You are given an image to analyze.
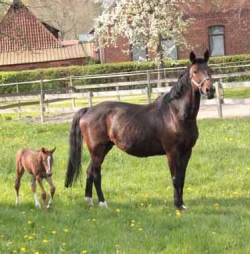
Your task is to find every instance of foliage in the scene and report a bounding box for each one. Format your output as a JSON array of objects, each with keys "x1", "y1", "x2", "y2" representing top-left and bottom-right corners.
[
  {"x1": 1, "y1": 118, "x2": 250, "y2": 253},
  {"x1": 1, "y1": 54, "x2": 250, "y2": 94}
]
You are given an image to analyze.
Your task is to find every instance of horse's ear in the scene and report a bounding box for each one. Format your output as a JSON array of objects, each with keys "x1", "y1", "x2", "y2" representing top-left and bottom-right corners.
[
  {"x1": 41, "y1": 147, "x2": 46, "y2": 154},
  {"x1": 190, "y1": 51, "x2": 196, "y2": 64},
  {"x1": 204, "y1": 49, "x2": 210, "y2": 62},
  {"x1": 51, "y1": 147, "x2": 56, "y2": 154}
]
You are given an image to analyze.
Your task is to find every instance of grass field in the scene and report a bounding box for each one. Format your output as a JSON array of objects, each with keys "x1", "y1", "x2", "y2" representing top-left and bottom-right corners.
[{"x1": 0, "y1": 117, "x2": 250, "y2": 254}]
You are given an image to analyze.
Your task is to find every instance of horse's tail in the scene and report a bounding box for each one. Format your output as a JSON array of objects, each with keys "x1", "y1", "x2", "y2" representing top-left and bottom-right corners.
[{"x1": 65, "y1": 108, "x2": 88, "y2": 188}]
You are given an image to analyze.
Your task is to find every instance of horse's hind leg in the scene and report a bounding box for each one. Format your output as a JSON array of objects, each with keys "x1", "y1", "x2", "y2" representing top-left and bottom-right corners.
[
  {"x1": 85, "y1": 142, "x2": 113, "y2": 207},
  {"x1": 14, "y1": 163, "x2": 24, "y2": 205},
  {"x1": 30, "y1": 176, "x2": 41, "y2": 208}
]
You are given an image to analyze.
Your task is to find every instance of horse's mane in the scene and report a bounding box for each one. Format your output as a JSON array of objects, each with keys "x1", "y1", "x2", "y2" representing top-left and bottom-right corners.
[{"x1": 162, "y1": 65, "x2": 191, "y2": 103}]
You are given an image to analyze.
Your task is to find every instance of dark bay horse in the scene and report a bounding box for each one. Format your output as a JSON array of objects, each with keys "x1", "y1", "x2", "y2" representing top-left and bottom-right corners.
[
  {"x1": 65, "y1": 50, "x2": 215, "y2": 210},
  {"x1": 15, "y1": 147, "x2": 56, "y2": 208}
]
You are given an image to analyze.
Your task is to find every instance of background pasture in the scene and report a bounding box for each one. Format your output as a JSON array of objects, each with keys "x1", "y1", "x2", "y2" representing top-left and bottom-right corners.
[{"x1": 0, "y1": 117, "x2": 250, "y2": 253}]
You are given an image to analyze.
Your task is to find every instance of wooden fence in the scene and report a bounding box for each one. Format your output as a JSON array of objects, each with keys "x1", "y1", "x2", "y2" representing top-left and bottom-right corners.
[{"x1": 0, "y1": 69, "x2": 250, "y2": 123}]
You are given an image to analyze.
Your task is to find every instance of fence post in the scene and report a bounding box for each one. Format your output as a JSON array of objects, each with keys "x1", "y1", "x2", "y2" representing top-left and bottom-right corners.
[
  {"x1": 146, "y1": 70, "x2": 151, "y2": 103},
  {"x1": 69, "y1": 75, "x2": 76, "y2": 108},
  {"x1": 116, "y1": 86, "x2": 120, "y2": 101},
  {"x1": 16, "y1": 83, "x2": 21, "y2": 119},
  {"x1": 40, "y1": 80, "x2": 45, "y2": 123},
  {"x1": 215, "y1": 81, "x2": 223, "y2": 118},
  {"x1": 88, "y1": 91, "x2": 93, "y2": 107}
]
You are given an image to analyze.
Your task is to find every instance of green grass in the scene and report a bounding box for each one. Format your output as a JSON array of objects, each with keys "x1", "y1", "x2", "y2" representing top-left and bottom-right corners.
[
  {"x1": 1, "y1": 118, "x2": 250, "y2": 253},
  {"x1": 224, "y1": 87, "x2": 250, "y2": 99}
]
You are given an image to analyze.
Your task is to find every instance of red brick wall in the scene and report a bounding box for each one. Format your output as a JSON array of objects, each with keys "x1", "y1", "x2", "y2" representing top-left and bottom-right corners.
[
  {"x1": 100, "y1": 0, "x2": 250, "y2": 62},
  {"x1": 101, "y1": 36, "x2": 132, "y2": 63},
  {"x1": 179, "y1": 1, "x2": 250, "y2": 59},
  {"x1": 0, "y1": 58, "x2": 84, "y2": 71}
]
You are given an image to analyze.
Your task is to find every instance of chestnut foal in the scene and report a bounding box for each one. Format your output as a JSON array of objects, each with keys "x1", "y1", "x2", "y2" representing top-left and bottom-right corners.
[{"x1": 15, "y1": 147, "x2": 56, "y2": 209}]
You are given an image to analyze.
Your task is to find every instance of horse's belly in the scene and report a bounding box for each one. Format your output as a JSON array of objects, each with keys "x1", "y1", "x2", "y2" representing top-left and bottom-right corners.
[{"x1": 115, "y1": 139, "x2": 165, "y2": 157}]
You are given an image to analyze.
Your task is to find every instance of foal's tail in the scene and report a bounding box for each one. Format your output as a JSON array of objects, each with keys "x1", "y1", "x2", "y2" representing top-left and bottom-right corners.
[{"x1": 65, "y1": 108, "x2": 88, "y2": 188}]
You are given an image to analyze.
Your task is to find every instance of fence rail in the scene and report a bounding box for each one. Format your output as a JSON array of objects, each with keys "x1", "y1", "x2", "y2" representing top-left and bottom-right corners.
[{"x1": 0, "y1": 68, "x2": 250, "y2": 123}]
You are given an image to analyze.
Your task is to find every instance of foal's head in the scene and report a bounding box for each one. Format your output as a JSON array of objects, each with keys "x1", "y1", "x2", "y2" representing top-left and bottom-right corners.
[
  {"x1": 189, "y1": 50, "x2": 215, "y2": 99},
  {"x1": 40, "y1": 147, "x2": 56, "y2": 177}
]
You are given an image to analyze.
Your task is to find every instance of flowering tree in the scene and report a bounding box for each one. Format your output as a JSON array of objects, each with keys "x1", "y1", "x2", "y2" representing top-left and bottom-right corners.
[{"x1": 94, "y1": 0, "x2": 190, "y2": 66}]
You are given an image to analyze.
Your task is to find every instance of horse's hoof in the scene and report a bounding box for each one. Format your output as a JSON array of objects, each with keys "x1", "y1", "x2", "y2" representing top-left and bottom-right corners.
[
  {"x1": 178, "y1": 205, "x2": 187, "y2": 210},
  {"x1": 46, "y1": 204, "x2": 52, "y2": 209},
  {"x1": 85, "y1": 197, "x2": 93, "y2": 206},
  {"x1": 99, "y1": 201, "x2": 108, "y2": 208},
  {"x1": 35, "y1": 203, "x2": 41, "y2": 208}
]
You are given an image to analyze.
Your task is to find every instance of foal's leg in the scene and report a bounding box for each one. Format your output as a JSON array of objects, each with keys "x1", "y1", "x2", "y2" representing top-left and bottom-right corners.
[
  {"x1": 85, "y1": 142, "x2": 113, "y2": 207},
  {"x1": 45, "y1": 177, "x2": 56, "y2": 209},
  {"x1": 36, "y1": 176, "x2": 47, "y2": 207},
  {"x1": 167, "y1": 149, "x2": 192, "y2": 210},
  {"x1": 30, "y1": 176, "x2": 41, "y2": 208},
  {"x1": 14, "y1": 163, "x2": 24, "y2": 205}
]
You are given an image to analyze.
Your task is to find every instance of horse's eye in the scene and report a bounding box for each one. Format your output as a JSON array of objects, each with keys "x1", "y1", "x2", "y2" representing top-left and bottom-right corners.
[{"x1": 193, "y1": 70, "x2": 197, "y2": 74}]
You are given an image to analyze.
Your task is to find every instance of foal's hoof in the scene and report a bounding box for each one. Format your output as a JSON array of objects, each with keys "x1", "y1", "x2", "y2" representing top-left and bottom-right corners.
[
  {"x1": 99, "y1": 201, "x2": 108, "y2": 208},
  {"x1": 85, "y1": 197, "x2": 93, "y2": 206},
  {"x1": 35, "y1": 203, "x2": 41, "y2": 209},
  {"x1": 46, "y1": 204, "x2": 52, "y2": 209}
]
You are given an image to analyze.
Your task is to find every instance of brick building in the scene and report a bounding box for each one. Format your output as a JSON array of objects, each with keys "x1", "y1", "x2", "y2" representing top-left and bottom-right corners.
[
  {"x1": 97, "y1": 0, "x2": 250, "y2": 63},
  {"x1": 0, "y1": 0, "x2": 97, "y2": 71}
]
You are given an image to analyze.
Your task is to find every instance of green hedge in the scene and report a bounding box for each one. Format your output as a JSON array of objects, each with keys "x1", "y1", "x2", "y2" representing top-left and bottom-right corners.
[{"x1": 1, "y1": 54, "x2": 250, "y2": 94}]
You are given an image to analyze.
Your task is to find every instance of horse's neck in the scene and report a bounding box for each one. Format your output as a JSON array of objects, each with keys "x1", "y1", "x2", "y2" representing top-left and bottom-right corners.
[{"x1": 170, "y1": 77, "x2": 200, "y2": 120}]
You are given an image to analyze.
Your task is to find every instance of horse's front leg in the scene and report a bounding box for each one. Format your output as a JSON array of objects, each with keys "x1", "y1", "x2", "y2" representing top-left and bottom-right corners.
[
  {"x1": 36, "y1": 176, "x2": 47, "y2": 207},
  {"x1": 167, "y1": 149, "x2": 192, "y2": 210},
  {"x1": 45, "y1": 177, "x2": 56, "y2": 209},
  {"x1": 30, "y1": 176, "x2": 41, "y2": 208}
]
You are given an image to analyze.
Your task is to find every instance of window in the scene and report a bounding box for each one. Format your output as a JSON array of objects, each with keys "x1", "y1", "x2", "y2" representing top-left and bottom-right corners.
[
  {"x1": 209, "y1": 26, "x2": 225, "y2": 56},
  {"x1": 162, "y1": 39, "x2": 178, "y2": 60},
  {"x1": 132, "y1": 45, "x2": 147, "y2": 61}
]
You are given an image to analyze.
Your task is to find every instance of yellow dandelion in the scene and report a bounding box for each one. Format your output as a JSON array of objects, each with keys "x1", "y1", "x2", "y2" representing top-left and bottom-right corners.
[
  {"x1": 62, "y1": 243, "x2": 66, "y2": 246},
  {"x1": 22, "y1": 211, "x2": 26, "y2": 214},
  {"x1": 28, "y1": 221, "x2": 32, "y2": 225},
  {"x1": 28, "y1": 236, "x2": 34, "y2": 240},
  {"x1": 63, "y1": 228, "x2": 69, "y2": 233},
  {"x1": 82, "y1": 250, "x2": 87, "y2": 254},
  {"x1": 21, "y1": 247, "x2": 27, "y2": 252},
  {"x1": 214, "y1": 203, "x2": 219, "y2": 209},
  {"x1": 43, "y1": 239, "x2": 49, "y2": 243},
  {"x1": 130, "y1": 223, "x2": 135, "y2": 227},
  {"x1": 92, "y1": 219, "x2": 96, "y2": 222},
  {"x1": 116, "y1": 208, "x2": 121, "y2": 213},
  {"x1": 51, "y1": 230, "x2": 57, "y2": 235},
  {"x1": 34, "y1": 251, "x2": 40, "y2": 254},
  {"x1": 175, "y1": 210, "x2": 182, "y2": 217},
  {"x1": 139, "y1": 228, "x2": 143, "y2": 231}
]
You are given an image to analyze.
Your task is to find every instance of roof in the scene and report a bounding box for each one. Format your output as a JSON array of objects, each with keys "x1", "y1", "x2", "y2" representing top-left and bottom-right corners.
[
  {"x1": 0, "y1": 0, "x2": 61, "y2": 52},
  {"x1": 0, "y1": 43, "x2": 96, "y2": 66}
]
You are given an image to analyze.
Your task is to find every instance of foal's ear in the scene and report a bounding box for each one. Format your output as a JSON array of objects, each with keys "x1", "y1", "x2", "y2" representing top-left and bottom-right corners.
[
  {"x1": 189, "y1": 51, "x2": 196, "y2": 64},
  {"x1": 204, "y1": 49, "x2": 210, "y2": 62},
  {"x1": 51, "y1": 147, "x2": 56, "y2": 154},
  {"x1": 41, "y1": 147, "x2": 47, "y2": 154}
]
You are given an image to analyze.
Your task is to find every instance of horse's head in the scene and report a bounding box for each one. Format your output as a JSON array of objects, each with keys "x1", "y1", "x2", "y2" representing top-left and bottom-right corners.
[
  {"x1": 189, "y1": 50, "x2": 215, "y2": 99},
  {"x1": 40, "y1": 147, "x2": 56, "y2": 177}
]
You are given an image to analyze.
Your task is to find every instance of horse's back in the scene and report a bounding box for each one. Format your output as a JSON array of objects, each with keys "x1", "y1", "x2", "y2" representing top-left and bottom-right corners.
[{"x1": 16, "y1": 148, "x2": 37, "y2": 171}]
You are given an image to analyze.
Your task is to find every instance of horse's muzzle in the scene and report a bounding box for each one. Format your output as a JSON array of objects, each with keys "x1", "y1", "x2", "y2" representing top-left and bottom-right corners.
[
  {"x1": 47, "y1": 173, "x2": 53, "y2": 177},
  {"x1": 206, "y1": 85, "x2": 215, "y2": 99}
]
